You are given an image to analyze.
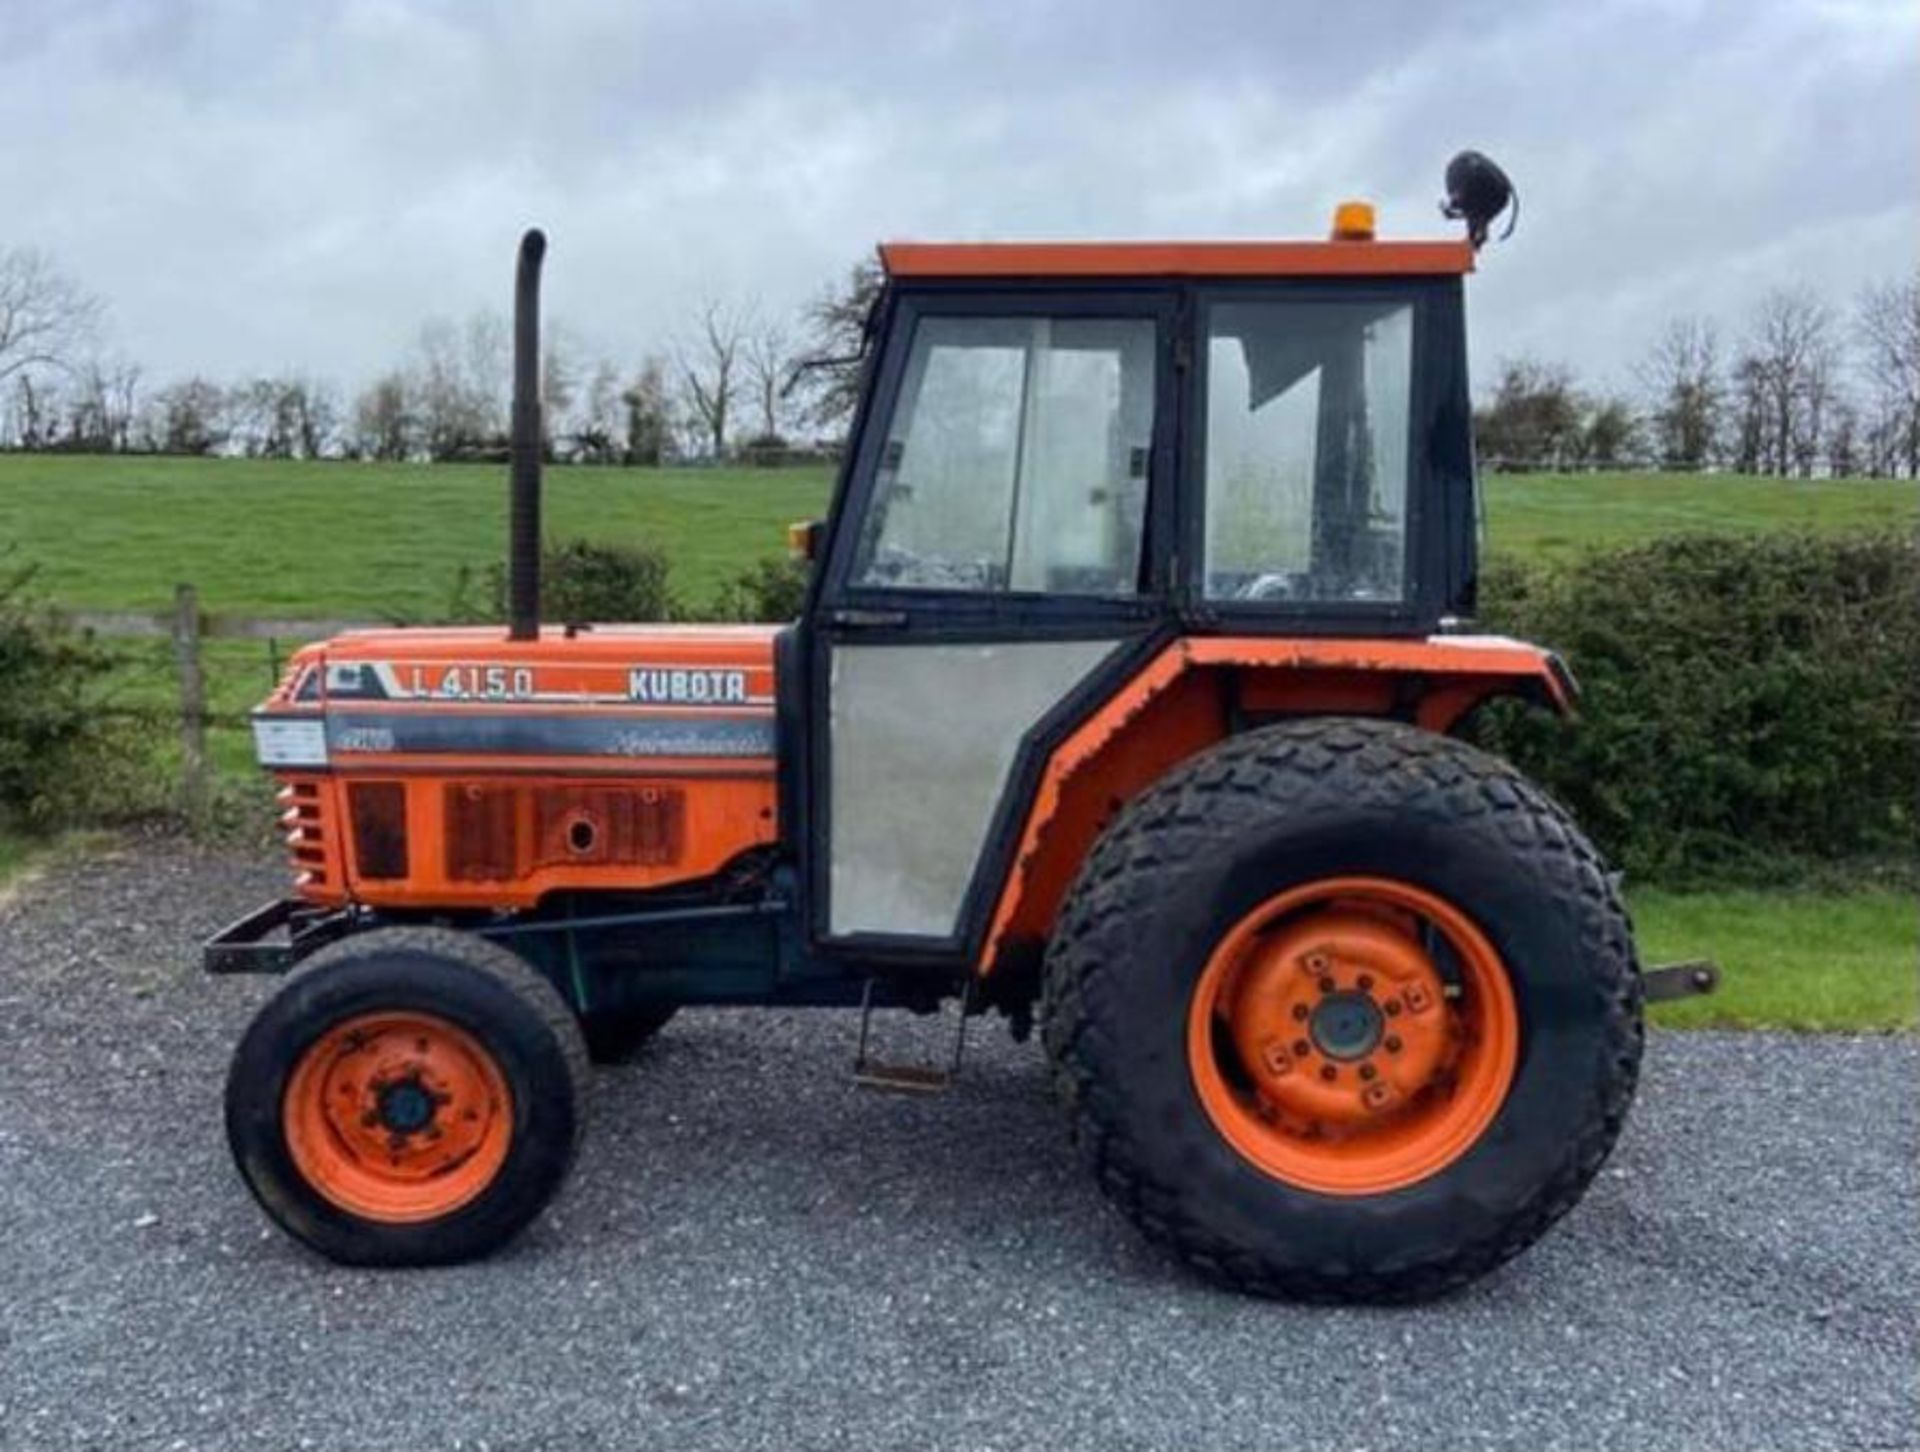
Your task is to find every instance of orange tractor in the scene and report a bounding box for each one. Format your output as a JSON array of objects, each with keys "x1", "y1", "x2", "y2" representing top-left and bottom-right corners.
[{"x1": 213, "y1": 154, "x2": 1709, "y2": 1299}]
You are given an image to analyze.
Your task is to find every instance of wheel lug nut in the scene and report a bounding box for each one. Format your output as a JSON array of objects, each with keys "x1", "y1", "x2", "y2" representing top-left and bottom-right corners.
[
  {"x1": 1357, "y1": 974, "x2": 1374, "y2": 991},
  {"x1": 1385, "y1": 1035, "x2": 1403, "y2": 1053},
  {"x1": 1319, "y1": 1065, "x2": 1337, "y2": 1082},
  {"x1": 1384, "y1": 1000, "x2": 1403, "y2": 1017},
  {"x1": 1291, "y1": 1004, "x2": 1309, "y2": 1022},
  {"x1": 1318, "y1": 977, "x2": 1336, "y2": 995},
  {"x1": 1359, "y1": 1063, "x2": 1377, "y2": 1081},
  {"x1": 1293, "y1": 1039, "x2": 1311, "y2": 1057}
]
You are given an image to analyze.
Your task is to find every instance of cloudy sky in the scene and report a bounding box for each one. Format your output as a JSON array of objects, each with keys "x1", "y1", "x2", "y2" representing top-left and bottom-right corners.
[{"x1": 3, "y1": 0, "x2": 1914, "y2": 397}]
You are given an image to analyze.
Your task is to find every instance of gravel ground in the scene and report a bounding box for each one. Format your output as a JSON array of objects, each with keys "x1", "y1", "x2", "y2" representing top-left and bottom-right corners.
[{"x1": 0, "y1": 845, "x2": 1914, "y2": 1452}]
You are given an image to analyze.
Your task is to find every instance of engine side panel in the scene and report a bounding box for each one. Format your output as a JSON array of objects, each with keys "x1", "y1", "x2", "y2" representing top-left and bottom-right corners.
[{"x1": 261, "y1": 625, "x2": 781, "y2": 910}]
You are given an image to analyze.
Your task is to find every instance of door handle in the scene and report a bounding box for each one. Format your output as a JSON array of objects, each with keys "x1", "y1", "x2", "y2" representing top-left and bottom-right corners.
[{"x1": 828, "y1": 608, "x2": 909, "y2": 630}]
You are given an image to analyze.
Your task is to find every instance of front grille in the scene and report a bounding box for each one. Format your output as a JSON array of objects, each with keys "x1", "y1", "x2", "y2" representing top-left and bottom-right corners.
[
  {"x1": 279, "y1": 778, "x2": 334, "y2": 894},
  {"x1": 347, "y1": 781, "x2": 409, "y2": 880}
]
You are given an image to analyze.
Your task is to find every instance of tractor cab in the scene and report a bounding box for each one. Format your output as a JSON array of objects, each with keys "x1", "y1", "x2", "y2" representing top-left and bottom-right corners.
[
  {"x1": 791, "y1": 218, "x2": 1486, "y2": 952},
  {"x1": 827, "y1": 226, "x2": 1478, "y2": 632}
]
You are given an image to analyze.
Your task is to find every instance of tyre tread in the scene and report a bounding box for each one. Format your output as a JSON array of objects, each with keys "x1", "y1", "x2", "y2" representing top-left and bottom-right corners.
[{"x1": 1040, "y1": 716, "x2": 1643, "y2": 1303}]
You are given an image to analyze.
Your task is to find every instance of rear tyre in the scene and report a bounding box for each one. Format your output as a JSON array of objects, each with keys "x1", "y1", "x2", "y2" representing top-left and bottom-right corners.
[
  {"x1": 580, "y1": 1003, "x2": 679, "y2": 1065},
  {"x1": 1041, "y1": 717, "x2": 1642, "y2": 1302},
  {"x1": 226, "y1": 926, "x2": 589, "y2": 1267}
]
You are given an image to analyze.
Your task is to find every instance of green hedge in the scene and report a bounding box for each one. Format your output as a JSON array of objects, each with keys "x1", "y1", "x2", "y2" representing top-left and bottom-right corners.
[
  {"x1": 0, "y1": 562, "x2": 108, "y2": 825},
  {"x1": 1473, "y1": 533, "x2": 1918, "y2": 885},
  {"x1": 445, "y1": 541, "x2": 809, "y2": 626}
]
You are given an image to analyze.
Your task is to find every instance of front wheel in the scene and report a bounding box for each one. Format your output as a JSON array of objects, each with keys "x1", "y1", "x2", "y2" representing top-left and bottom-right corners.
[
  {"x1": 1042, "y1": 717, "x2": 1643, "y2": 1302},
  {"x1": 225, "y1": 926, "x2": 589, "y2": 1267}
]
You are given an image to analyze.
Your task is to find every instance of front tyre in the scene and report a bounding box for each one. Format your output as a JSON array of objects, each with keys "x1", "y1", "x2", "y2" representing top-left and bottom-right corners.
[
  {"x1": 225, "y1": 926, "x2": 589, "y2": 1267},
  {"x1": 1041, "y1": 718, "x2": 1643, "y2": 1302}
]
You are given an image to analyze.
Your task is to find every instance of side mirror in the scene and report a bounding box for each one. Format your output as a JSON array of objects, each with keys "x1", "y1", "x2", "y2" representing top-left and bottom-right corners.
[{"x1": 787, "y1": 519, "x2": 824, "y2": 563}]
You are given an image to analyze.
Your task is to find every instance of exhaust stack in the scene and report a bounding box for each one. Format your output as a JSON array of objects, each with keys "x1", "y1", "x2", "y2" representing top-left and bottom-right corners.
[{"x1": 508, "y1": 228, "x2": 546, "y2": 642}]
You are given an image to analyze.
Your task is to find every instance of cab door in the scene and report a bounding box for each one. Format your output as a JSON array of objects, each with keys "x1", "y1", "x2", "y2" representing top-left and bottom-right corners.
[{"x1": 802, "y1": 288, "x2": 1179, "y2": 961}]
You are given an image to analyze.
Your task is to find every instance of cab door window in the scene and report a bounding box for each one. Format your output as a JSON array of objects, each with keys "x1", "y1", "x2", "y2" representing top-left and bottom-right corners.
[{"x1": 852, "y1": 316, "x2": 1156, "y2": 596}]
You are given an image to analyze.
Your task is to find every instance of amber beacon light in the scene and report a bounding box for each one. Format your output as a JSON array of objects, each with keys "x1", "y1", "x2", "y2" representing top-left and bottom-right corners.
[{"x1": 1331, "y1": 200, "x2": 1377, "y2": 240}]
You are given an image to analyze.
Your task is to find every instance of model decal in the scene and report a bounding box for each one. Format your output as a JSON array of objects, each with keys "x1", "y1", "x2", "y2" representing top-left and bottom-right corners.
[
  {"x1": 325, "y1": 711, "x2": 775, "y2": 759},
  {"x1": 321, "y1": 661, "x2": 770, "y2": 706},
  {"x1": 409, "y1": 665, "x2": 538, "y2": 700}
]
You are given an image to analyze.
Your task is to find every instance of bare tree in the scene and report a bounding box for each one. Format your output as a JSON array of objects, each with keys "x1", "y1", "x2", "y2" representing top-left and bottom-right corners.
[
  {"x1": 1790, "y1": 335, "x2": 1839, "y2": 479},
  {"x1": 1473, "y1": 358, "x2": 1584, "y2": 469},
  {"x1": 230, "y1": 378, "x2": 299, "y2": 458},
  {"x1": 351, "y1": 371, "x2": 415, "y2": 461},
  {"x1": 621, "y1": 357, "x2": 675, "y2": 467},
  {"x1": 413, "y1": 319, "x2": 465, "y2": 459},
  {"x1": 1856, "y1": 273, "x2": 1920, "y2": 478},
  {"x1": 289, "y1": 375, "x2": 338, "y2": 459},
  {"x1": 1727, "y1": 354, "x2": 1766, "y2": 475},
  {"x1": 5, "y1": 373, "x2": 54, "y2": 449},
  {"x1": 574, "y1": 358, "x2": 624, "y2": 464},
  {"x1": 797, "y1": 257, "x2": 883, "y2": 434},
  {"x1": 1578, "y1": 396, "x2": 1641, "y2": 470},
  {"x1": 64, "y1": 357, "x2": 142, "y2": 452},
  {"x1": 1824, "y1": 399, "x2": 1861, "y2": 479},
  {"x1": 1737, "y1": 288, "x2": 1838, "y2": 477},
  {"x1": 148, "y1": 377, "x2": 228, "y2": 456},
  {"x1": 414, "y1": 312, "x2": 509, "y2": 460},
  {"x1": 541, "y1": 323, "x2": 580, "y2": 458},
  {"x1": 1638, "y1": 317, "x2": 1721, "y2": 469},
  {"x1": 740, "y1": 315, "x2": 793, "y2": 450},
  {"x1": 676, "y1": 300, "x2": 746, "y2": 461},
  {"x1": 464, "y1": 311, "x2": 509, "y2": 444},
  {"x1": 0, "y1": 247, "x2": 101, "y2": 386}
]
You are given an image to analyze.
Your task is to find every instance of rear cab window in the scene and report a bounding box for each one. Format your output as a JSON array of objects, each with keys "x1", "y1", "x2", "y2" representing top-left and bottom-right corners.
[{"x1": 1201, "y1": 298, "x2": 1416, "y2": 606}]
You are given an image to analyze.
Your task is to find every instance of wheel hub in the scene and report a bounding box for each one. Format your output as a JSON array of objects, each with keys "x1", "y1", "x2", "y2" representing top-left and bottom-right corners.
[
  {"x1": 1188, "y1": 877, "x2": 1523, "y2": 1198},
  {"x1": 1221, "y1": 908, "x2": 1453, "y2": 1132},
  {"x1": 376, "y1": 1078, "x2": 436, "y2": 1135},
  {"x1": 282, "y1": 1011, "x2": 514, "y2": 1224},
  {"x1": 1309, "y1": 991, "x2": 1383, "y2": 1061}
]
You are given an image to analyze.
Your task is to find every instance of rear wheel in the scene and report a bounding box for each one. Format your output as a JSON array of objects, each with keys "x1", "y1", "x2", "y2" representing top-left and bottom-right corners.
[
  {"x1": 226, "y1": 926, "x2": 588, "y2": 1266},
  {"x1": 1042, "y1": 717, "x2": 1642, "y2": 1302}
]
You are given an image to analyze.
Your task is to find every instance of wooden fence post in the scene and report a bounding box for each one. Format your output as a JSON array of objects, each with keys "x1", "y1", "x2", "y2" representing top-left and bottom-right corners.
[{"x1": 171, "y1": 583, "x2": 207, "y2": 820}]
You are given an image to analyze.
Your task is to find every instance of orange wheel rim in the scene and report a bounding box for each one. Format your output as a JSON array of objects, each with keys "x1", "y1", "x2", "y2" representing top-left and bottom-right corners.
[
  {"x1": 1186, "y1": 876, "x2": 1519, "y2": 1196},
  {"x1": 283, "y1": 1011, "x2": 513, "y2": 1223}
]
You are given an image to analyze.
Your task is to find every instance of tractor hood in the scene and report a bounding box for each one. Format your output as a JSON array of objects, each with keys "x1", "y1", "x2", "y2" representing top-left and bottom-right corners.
[{"x1": 255, "y1": 623, "x2": 780, "y2": 771}]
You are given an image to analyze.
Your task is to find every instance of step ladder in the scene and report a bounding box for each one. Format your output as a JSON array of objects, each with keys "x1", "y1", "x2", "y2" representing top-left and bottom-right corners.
[{"x1": 852, "y1": 978, "x2": 971, "y2": 1094}]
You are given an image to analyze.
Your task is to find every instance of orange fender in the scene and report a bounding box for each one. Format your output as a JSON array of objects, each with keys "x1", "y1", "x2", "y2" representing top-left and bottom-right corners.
[{"x1": 979, "y1": 634, "x2": 1572, "y2": 973}]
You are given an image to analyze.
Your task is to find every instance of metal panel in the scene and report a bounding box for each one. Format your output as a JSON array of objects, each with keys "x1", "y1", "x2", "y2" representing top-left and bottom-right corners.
[{"x1": 828, "y1": 639, "x2": 1118, "y2": 938}]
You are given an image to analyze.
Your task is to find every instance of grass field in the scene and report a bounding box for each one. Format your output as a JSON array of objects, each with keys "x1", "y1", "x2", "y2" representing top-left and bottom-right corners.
[
  {"x1": 0, "y1": 454, "x2": 1913, "y2": 619},
  {"x1": 1634, "y1": 888, "x2": 1914, "y2": 1031},
  {"x1": 0, "y1": 455, "x2": 828, "y2": 618}
]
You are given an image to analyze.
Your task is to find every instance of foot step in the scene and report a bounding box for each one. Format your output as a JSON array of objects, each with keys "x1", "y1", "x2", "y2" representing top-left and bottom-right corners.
[{"x1": 852, "y1": 978, "x2": 970, "y2": 1094}]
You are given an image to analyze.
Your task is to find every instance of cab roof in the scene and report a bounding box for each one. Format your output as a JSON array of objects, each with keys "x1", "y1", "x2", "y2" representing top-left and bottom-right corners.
[{"x1": 877, "y1": 239, "x2": 1475, "y2": 280}]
